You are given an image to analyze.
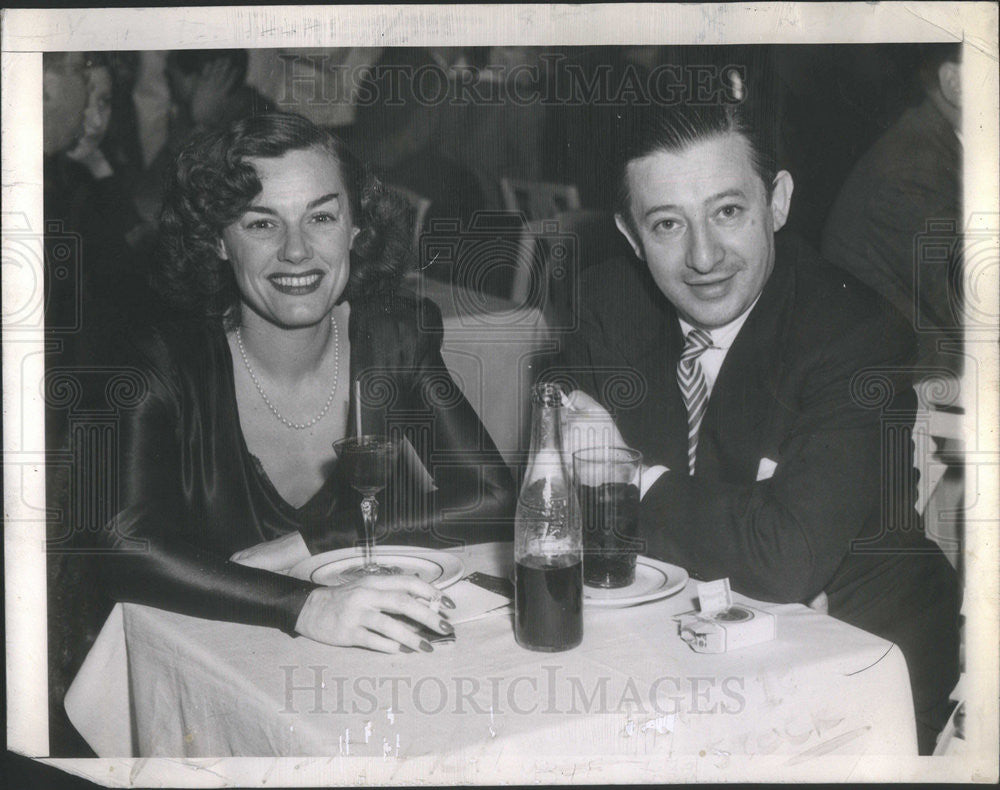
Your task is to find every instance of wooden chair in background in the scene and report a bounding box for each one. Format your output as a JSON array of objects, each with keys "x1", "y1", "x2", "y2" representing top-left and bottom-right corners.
[
  {"x1": 911, "y1": 373, "x2": 967, "y2": 758},
  {"x1": 499, "y1": 179, "x2": 581, "y2": 311},
  {"x1": 508, "y1": 209, "x2": 633, "y2": 326},
  {"x1": 500, "y1": 177, "x2": 581, "y2": 221},
  {"x1": 913, "y1": 375, "x2": 965, "y2": 570},
  {"x1": 472, "y1": 168, "x2": 505, "y2": 212}
]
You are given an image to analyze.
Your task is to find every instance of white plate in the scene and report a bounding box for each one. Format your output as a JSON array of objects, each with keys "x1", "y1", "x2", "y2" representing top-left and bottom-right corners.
[
  {"x1": 584, "y1": 556, "x2": 688, "y2": 608},
  {"x1": 289, "y1": 546, "x2": 464, "y2": 589}
]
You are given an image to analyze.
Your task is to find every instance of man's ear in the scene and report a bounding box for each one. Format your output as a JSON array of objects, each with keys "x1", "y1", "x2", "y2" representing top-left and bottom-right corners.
[
  {"x1": 769, "y1": 170, "x2": 794, "y2": 233},
  {"x1": 938, "y1": 61, "x2": 961, "y2": 109},
  {"x1": 216, "y1": 238, "x2": 229, "y2": 261},
  {"x1": 614, "y1": 213, "x2": 644, "y2": 261},
  {"x1": 350, "y1": 225, "x2": 360, "y2": 249}
]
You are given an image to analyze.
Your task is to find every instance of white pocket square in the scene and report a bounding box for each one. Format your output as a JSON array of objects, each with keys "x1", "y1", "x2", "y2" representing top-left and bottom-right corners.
[{"x1": 756, "y1": 457, "x2": 778, "y2": 481}]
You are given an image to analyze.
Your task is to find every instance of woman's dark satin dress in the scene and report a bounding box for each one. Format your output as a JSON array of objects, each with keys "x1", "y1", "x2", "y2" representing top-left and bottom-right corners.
[{"x1": 96, "y1": 293, "x2": 516, "y2": 634}]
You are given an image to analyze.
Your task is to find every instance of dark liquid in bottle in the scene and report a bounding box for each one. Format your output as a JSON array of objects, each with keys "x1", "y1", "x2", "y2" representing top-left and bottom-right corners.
[
  {"x1": 515, "y1": 553, "x2": 583, "y2": 652},
  {"x1": 578, "y1": 482, "x2": 640, "y2": 588}
]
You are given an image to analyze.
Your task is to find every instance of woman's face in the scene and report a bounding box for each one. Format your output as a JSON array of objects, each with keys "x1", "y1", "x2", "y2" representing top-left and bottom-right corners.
[
  {"x1": 219, "y1": 147, "x2": 360, "y2": 329},
  {"x1": 81, "y1": 66, "x2": 112, "y2": 147}
]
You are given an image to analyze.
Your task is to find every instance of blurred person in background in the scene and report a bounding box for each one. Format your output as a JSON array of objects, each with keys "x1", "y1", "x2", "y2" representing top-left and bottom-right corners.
[
  {"x1": 43, "y1": 52, "x2": 89, "y2": 159},
  {"x1": 42, "y1": 50, "x2": 116, "y2": 758},
  {"x1": 245, "y1": 47, "x2": 382, "y2": 131},
  {"x1": 135, "y1": 49, "x2": 273, "y2": 222},
  {"x1": 350, "y1": 47, "x2": 486, "y2": 235},
  {"x1": 822, "y1": 43, "x2": 963, "y2": 379},
  {"x1": 165, "y1": 48, "x2": 272, "y2": 138},
  {"x1": 43, "y1": 51, "x2": 90, "y2": 330},
  {"x1": 44, "y1": 52, "x2": 153, "y2": 336},
  {"x1": 66, "y1": 53, "x2": 157, "y2": 261}
]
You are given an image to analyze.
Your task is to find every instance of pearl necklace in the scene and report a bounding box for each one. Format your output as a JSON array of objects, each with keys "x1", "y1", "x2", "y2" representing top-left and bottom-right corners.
[{"x1": 235, "y1": 315, "x2": 340, "y2": 431}]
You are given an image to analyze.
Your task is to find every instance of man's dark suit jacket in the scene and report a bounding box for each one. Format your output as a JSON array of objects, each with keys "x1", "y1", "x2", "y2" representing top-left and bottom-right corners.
[
  {"x1": 822, "y1": 98, "x2": 962, "y2": 375},
  {"x1": 557, "y1": 233, "x2": 959, "y2": 753}
]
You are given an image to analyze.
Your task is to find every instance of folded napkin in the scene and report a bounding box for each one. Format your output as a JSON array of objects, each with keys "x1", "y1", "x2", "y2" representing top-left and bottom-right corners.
[{"x1": 447, "y1": 578, "x2": 513, "y2": 625}]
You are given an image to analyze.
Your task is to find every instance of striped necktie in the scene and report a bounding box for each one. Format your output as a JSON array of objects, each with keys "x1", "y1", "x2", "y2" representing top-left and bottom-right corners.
[{"x1": 677, "y1": 328, "x2": 713, "y2": 474}]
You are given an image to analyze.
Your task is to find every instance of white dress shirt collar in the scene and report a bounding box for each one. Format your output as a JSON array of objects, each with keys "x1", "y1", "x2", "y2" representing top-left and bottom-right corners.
[{"x1": 678, "y1": 293, "x2": 761, "y2": 350}]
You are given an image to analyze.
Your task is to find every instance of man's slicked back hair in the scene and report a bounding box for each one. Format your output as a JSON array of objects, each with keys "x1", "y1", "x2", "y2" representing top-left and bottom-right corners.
[{"x1": 614, "y1": 81, "x2": 780, "y2": 228}]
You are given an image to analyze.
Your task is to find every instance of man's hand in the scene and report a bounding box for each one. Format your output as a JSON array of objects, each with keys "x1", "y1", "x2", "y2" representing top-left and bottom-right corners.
[
  {"x1": 563, "y1": 390, "x2": 663, "y2": 490},
  {"x1": 562, "y1": 390, "x2": 629, "y2": 460},
  {"x1": 295, "y1": 576, "x2": 455, "y2": 653},
  {"x1": 230, "y1": 531, "x2": 310, "y2": 573},
  {"x1": 190, "y1": 59, "x2": 241, "y2": 128}
]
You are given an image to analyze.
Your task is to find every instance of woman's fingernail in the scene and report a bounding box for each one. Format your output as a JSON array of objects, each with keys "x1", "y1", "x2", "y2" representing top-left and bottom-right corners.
[
  {"x1": 419, "y1": 640, "x2": 433, "y2": 653},
  {"x1": 439, "y1": 620, "x2": 454, "y2": 634},
  {"x1": 399, "y1": 644, "x2": 415, "y2": 654},
  {"x1": 442, "y1": 596, "x2": 456, "y2": 609}
]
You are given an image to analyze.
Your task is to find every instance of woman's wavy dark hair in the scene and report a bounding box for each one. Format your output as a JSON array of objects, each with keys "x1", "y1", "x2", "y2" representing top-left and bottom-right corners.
[{"x1": 156, "y1": 112, "x2": 413, "y2": 326}]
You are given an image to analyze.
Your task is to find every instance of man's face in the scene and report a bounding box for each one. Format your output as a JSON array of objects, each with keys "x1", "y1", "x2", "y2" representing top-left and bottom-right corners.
[
  {"x1": 43, "y1": 53, "x2": 88, "y2": 156},
  {"x1": 616, "y1": 132, "x2": 793, "y2": 330}
]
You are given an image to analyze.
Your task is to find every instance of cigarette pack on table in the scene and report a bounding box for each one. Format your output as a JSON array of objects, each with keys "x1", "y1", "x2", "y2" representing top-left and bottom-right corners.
[
  {"x1": 677, "y1": 605, "x2": 776, "y2": 653},
  {"x1": 675, "y1": 579, "x2": 776, "y2": 653}
]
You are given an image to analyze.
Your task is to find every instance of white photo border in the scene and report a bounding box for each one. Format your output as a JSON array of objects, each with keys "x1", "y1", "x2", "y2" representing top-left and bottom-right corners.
[{"x1": 3, "y1": 2, "x2": 997, "y2": 784}]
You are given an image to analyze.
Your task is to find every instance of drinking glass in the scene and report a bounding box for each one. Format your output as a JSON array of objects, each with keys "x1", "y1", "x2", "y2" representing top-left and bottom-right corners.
[
  {"x1": 333, "y1": 435, "x2": 401, "y2": 578},
  {"x1": 572, "y1": 447, "x2": 642, "y2": 588}
]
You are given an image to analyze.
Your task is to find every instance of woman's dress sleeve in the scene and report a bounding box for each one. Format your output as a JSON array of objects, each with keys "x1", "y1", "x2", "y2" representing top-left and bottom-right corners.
[{"x1": 94, "y1": 328, "x2": 316, "y2": 634}]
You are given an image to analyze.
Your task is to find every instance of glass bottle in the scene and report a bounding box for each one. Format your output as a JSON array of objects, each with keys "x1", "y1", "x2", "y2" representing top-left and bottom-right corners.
[{"x1": 514, "y1": 382, "x2": 583, "y2": 651}]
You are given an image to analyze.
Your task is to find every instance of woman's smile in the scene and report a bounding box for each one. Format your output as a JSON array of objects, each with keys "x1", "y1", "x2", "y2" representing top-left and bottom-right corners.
[{"x1": 268, "y1": 270, "x2": 325, "y2": 294}]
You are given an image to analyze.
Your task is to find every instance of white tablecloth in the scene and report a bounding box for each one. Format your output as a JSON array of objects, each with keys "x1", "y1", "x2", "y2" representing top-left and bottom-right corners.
[{"x1": 66, "y1": 542, "x2": 917, "y2": 777}]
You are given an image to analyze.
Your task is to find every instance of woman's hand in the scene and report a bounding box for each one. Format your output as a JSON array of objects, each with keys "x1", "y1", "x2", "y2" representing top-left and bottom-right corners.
[
  {"x1": 66, "y1": 142, "x2": 113, "y2": 180},
  {"x1": 230, "y1": 531, "x2": 311, "y2": 573},
  {"x1": 294, "y1": 575, "x2": 455, "y2": 653}
]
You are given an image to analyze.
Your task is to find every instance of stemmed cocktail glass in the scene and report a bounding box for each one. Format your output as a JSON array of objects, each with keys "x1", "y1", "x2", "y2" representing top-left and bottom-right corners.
[{"x1": 333, "y1": 435, "x2": 401, "y2": 578}]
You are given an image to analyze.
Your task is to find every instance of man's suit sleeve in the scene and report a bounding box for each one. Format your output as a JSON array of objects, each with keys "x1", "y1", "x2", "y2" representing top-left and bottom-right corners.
[
  {"x1": 555, "y1": 268, "x2": 636, "y2": 404},
  {"x1": 638, "y1": 303, "x2": 917, "y2": 604}
]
